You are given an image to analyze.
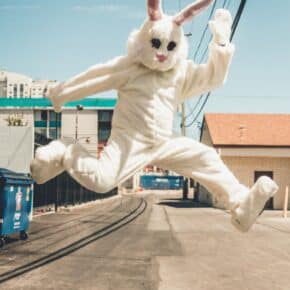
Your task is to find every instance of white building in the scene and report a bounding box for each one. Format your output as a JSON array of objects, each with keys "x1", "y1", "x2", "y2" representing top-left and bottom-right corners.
[
  {"x1": 0, "y1": 70, "x2": 56, "y2": 98},
  {"x1": 199, "y1": 113, "x2": 290, "y2": 210},
  {"x1": 31, "y1": 79, "x2": 57, "y2": 98},
  {"x1": 0, "y1": 97, "x2": 115, "y2": 157}
]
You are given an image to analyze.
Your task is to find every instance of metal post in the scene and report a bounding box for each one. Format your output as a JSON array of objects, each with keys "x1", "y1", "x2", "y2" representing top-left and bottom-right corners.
[
  {"x1": 75, "y1": 105, "x2": 83, "y2": 142},
  {"x1": 181, "y1": 103, "x2": 189, "y2": 200},
  {"x1": 54, "y1": 176, "x2": 59, "y2": 212},
  {"x1": 283, "y1": 186, "x2": 289, "y2": 218},
  {"x1": 182, "y1": 177, "x2": 188, "y2": 200},
  {"x1": 54, "y1": 112, "x2": 59, "y2": 212}
]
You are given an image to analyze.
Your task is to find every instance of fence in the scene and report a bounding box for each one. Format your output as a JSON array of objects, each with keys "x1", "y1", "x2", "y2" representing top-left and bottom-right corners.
[{"x1": 33, "y1": 171, "x2": 118, "y2": 211}]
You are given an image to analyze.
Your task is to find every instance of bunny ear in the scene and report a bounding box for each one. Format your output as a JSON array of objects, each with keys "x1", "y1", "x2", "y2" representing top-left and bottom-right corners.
[
  {"x1": 173, "y1": 0, "x2": 213, "y2": 26},
  {"x1": 147, "y1": 0, "x2": 163, "y2": 21}
]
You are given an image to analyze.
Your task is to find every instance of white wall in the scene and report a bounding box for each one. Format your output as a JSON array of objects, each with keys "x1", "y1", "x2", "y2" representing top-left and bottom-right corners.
[
  {"x1": 0, "y1": 109, "x2": 34, "y2": 127},
  {"x1": 61, "y1": 109, "x2": 99, "y2": 154},
  {"x1": 0, "y1": 127, "x2": 34, "y2": 173}
]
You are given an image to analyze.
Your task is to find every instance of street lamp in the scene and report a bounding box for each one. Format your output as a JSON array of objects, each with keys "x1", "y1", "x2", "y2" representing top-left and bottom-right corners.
[{"x1": 75, "y1": 104, "x2": 83, "y2": 142}]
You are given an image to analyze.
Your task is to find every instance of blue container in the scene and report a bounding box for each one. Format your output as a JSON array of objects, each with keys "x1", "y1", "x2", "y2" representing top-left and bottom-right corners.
[
  {"x1": 0, "y1": 168, "x2": 34, "y2": 247},
  {"x1": 140, "y1": 175, "x2": 183, "y2": 190}
]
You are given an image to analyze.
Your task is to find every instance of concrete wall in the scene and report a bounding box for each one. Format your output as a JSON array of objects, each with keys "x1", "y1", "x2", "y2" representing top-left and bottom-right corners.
[
  {"x1": 199, "y1": 120, "x2": 290, "y2": 210},
  {"x1": 224, "y1": 156, "x2": 290, "y2": 210},
  {"x1": 0, "y1": 127, "x2": 34, "y2": 173},
  {"x1": 61, "y1": 109, "x2": 99, "y2": 154},
  {"x1": 198, "y1": 155, "x2": 290, "y2": 210},
  {"x1": 0, "y1": 109, "x2": 33, "y2": 127}
]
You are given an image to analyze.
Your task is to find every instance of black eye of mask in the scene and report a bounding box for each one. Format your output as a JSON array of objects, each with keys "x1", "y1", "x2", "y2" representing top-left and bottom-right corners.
[
  {"x1": 151, "y1": 38, "x2": 161, "y2": 49},
  {"x1": 167, "y1": 41, "x2": 177, "y2": 51}
]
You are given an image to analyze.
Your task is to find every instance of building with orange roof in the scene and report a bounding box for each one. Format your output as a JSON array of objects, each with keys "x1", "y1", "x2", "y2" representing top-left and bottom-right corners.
[{"x1": 199, "y1": 113, "x2": 290, "y2": 209}]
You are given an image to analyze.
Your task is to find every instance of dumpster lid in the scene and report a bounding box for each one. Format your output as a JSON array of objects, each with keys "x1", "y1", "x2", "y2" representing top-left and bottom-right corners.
[{"x1": 0, "y1": 168, "x2": 33, "y2": 184}]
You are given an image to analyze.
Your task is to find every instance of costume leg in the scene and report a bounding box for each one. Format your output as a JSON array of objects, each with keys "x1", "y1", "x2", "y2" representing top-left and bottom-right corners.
[
  {"x1": 30, "y1": 139, "x2": 71, "y2": 184},
  {"x1": 152, "y1": 137, "x2": 247, "y2": 203},
  {"x1": 62, "y1": 132, "x2": 151, "y2": 193},
  {"x1": 151, "y1": 137, "x2": 278, "y2": 232}
]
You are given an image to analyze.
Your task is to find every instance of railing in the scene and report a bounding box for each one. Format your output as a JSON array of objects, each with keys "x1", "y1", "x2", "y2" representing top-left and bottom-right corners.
[{"x1": 33, "y1": 171, "x2": 118, "y2": 212}]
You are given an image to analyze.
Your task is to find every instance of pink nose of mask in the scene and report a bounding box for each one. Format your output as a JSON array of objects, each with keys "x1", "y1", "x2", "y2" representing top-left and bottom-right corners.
[{"x1": 156, "y1": 54, "x2": 167, "y2": 63}]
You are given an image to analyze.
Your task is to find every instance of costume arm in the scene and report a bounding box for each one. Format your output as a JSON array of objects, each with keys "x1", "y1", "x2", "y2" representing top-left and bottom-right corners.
[
  {"x1": 61, "y1": 55, "x2": 130, "y2": 88},
  {"x1": 45, "y1": 56, "x2": 130, "y2": 98},
  {"x1": 181, "y1": 9, "x2": 235, "y2": 100},
  {"x1": 47, "y1": 69, "x2": 130, "y2": 112}
]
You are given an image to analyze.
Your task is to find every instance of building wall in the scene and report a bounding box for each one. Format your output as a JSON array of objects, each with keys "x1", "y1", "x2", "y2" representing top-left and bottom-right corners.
[
  {"x1": 200, "y1": 122, "x2": 213, "y2": 147},
  {"x1": 0, "y1": 127, "x2": 34, "y2": 173},
  {"x1": 4, "y1": 71, "x2": 32, "y2": 98},
  {"x1": 61, "y1": 109, "x2": 99, "y2": 154},
  {"x1": 199, "y1": 120, "x2": 290, "y2": 210},
  {"x1": 223, "y1": 156, "x2": 290, "y2": 209},
  {"x1": 31, "y1": 80, "x2": 57, "y2": 98},
  {"x1": 0, "y1": 70, "x2": 56, "y2": 98},
  {"x1": 0, "y1": 109, "x2": 34, "y2": 127}
]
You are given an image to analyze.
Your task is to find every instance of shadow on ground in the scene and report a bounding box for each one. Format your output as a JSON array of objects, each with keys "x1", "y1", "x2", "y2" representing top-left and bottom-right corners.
[{"x1": 158, "y1": 199, "x2": 210, "y2": 208}]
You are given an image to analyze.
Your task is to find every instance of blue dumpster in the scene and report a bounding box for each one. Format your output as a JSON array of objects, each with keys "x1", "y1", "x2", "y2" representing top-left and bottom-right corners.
[
  {"x1": 140, "y1": 175, "x2": 183, "y2": 190},
  {"x1": 0, "y1": 168, "x2": 34, "y2": 247}
]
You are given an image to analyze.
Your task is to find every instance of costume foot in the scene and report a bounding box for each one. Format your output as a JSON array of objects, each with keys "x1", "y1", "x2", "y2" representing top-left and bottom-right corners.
[
  {"x1": 231, "y1": 176, "x2": 278, "y2": 232},
  {"x1": 30, "y1": 140, "x2": 67, "y2": 184}
]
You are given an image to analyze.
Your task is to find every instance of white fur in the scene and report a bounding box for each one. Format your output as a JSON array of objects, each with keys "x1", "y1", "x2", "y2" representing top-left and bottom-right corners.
[
  {"x1": 31, "y1": 5, "x2": 278, "y2": 232},
  {"x1": 231, "y1": 176, "x2": 279, "y2": 232},
  {"x1": 30, "y1": 140, "x2": 68, "y2": 184},
  {"x1": 128, "y1": 16, "x2": 188, "y2": 71}
]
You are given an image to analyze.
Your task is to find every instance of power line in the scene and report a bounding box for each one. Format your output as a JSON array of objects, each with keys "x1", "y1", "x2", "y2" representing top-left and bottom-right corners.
[
  {"x1": 184, "y1": 0, "x2": 248, "y2": 129},
  {"x1": 197, "y1": 0, "x2": 229, "y2": 64},
  {"x1": 184, "y1": 94, "x2": 204, "y2": 120},
  {"x1": 193, "y1": 0, "x2": 218, "y2": 62},
  {"x1": 184, "y1": 92, "x2": 210, "y2": 127},
  {"x1": 184, "y1": 0, "x2": 225, "y2": 124},
  {"x1": 183, "y1": 0, "x2": 219, "y2": 123}
]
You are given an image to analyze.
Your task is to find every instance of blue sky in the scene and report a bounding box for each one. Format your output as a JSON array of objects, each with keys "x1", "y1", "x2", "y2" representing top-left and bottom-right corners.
[{"x1": 1, "y1": 0, "x2": 289, "y2": 137}]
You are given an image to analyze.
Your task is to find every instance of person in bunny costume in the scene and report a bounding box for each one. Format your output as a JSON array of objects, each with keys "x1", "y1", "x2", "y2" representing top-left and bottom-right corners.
[{"x1": 30, "y1": 0, "x2": 278, "y2": 232}]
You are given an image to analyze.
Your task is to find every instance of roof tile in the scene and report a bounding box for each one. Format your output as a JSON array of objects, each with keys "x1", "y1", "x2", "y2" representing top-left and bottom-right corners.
[{"x1": 204, "y1": 113, "x2": 290, "y2": 147}]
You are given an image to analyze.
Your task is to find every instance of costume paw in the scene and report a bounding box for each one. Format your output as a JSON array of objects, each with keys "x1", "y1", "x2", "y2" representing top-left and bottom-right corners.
[
  {"x1": 45, "y1": 83, "x2": 64, "y2": 113},
  {"x1": 209, "y1": 9, "x2": 232, "y2": 46},
  {"x1": 30, "y1": 140, "x2": 67, "y2": 184},
  {"x1": 231, "y1": 176, "x2": 279, "y2": 232}
]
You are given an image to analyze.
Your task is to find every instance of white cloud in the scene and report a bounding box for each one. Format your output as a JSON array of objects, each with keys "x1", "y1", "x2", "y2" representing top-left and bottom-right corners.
[
  {"x1": 0, "y1": 5, "x2": 40, "y2": 10},
  {"x1": 73, "y1": 4, "x2": 123, "y2": 12},
  {"x1": 73, "y1": 4, "x2": 145, "y2": 19}
]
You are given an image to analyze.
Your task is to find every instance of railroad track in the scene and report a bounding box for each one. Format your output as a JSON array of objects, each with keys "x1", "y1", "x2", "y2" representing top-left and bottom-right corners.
[{"x1": 0, "y1": 196, "x2": 147, "y2": 284}]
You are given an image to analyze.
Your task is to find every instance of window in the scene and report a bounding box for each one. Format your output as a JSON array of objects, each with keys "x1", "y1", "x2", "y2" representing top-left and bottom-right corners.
[
  {"x1": 49, "y1": 111, "x2": 57, "y2": 121},
  {"x1": 34, "y1": 110, "x2": 61, "y2": 145},
  {"x1": 13, "y1": 84, "x2": 17, "y2": 97},
  {"x1": 98, "y1": 110, "x2": 113, "y2": 144},
  {"x1": 34, "y1": 110, "x2": 47, "y2": 121},
  {"x1": 20, "y1": 84, "x2": 24, "y2": 97}
]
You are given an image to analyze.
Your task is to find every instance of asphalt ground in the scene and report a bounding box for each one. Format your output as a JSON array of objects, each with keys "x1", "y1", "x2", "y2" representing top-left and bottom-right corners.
[{"x1": 0, "y1": 192, "x2": 290, "y2": 290}]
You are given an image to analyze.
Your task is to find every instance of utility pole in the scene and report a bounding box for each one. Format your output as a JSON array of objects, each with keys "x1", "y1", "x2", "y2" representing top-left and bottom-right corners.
[
  {"x1": 55, "y1": 112, "x2": 60, "y2": 212},
  {"x1": 75, "y1": 104, "x2": 84, "y2": 142},
  {"x1": 181, "y1": 103, "x2": 189, "y2": 200}
]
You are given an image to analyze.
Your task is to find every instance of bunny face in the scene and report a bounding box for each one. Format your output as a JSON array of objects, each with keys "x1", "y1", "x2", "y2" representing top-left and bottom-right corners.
[
  {"x1": 128, "y1": 16, "x2": 188, "y2": 72},
  {"x1": 127, "y1": 0, "x2": 213, "y2": 72}
]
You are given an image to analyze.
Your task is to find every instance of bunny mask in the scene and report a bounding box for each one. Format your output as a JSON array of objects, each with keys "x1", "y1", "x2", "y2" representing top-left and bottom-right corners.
[
  {"x1": 128, "y1": 0, "x2": 213, "y2": 71},
  {"x1": 30, "y1": 0, "x2": 278, "y2": 233}
]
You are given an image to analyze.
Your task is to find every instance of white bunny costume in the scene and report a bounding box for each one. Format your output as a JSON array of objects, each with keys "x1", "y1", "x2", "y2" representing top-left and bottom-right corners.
[{"x1": 31, "y1": 0, "x2": 278, "y2": 232}]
